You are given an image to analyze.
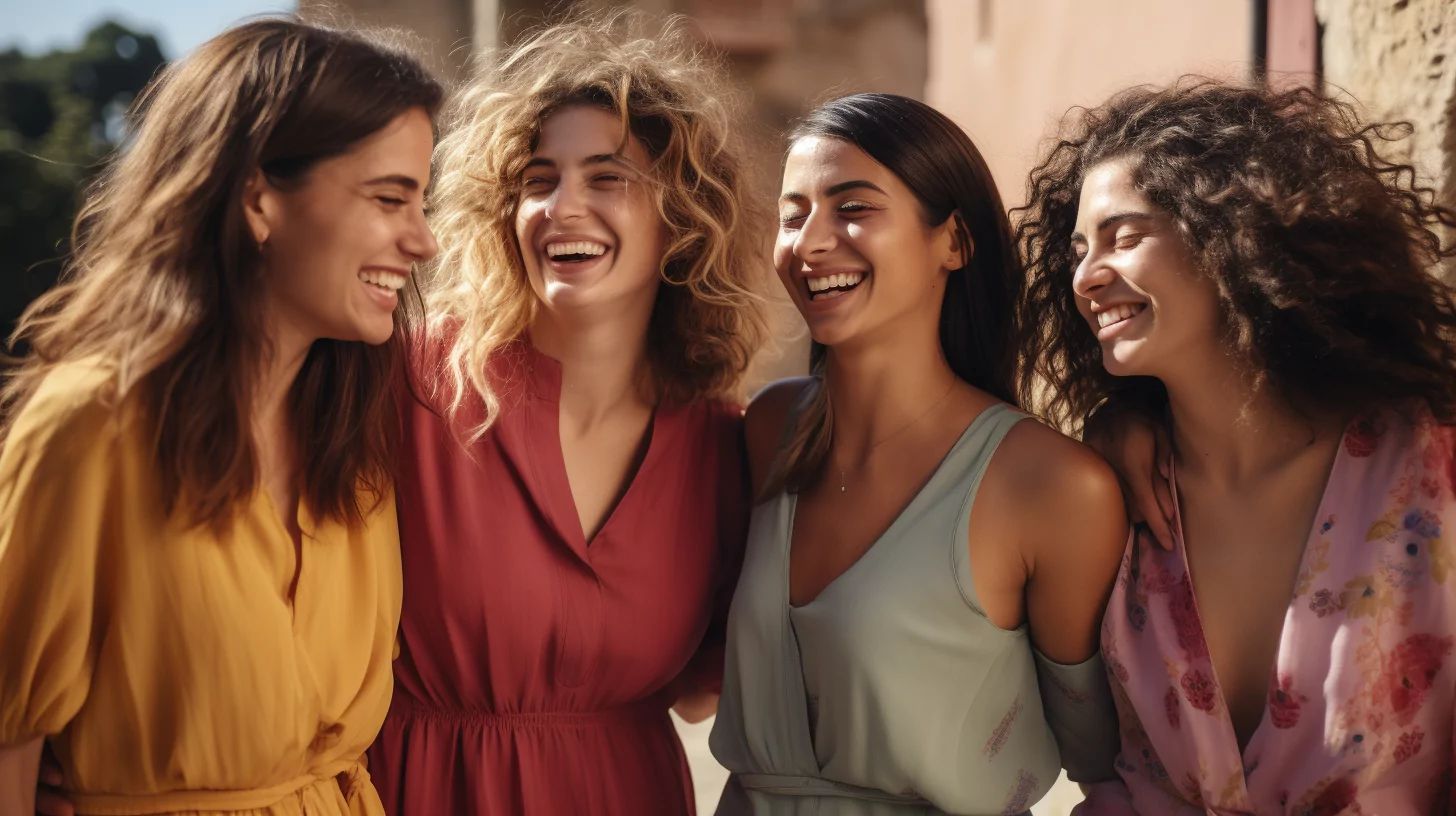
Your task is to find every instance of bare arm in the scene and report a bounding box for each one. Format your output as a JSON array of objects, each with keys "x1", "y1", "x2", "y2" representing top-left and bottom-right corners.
[
  {"x1": 1020, "y1": 433, "x2": 1128, "y2": 665},
  {"x1": 0, "y1": 739, "x2": 42, "y2": 816}
]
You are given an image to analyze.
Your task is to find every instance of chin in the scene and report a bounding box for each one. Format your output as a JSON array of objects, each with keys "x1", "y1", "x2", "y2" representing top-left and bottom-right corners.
[
  {"x1": 352, "y1": 320, "x2": 397, "y2": 346},
  {"x1": 1100, "y1": 347, "x2": 1148, "y2": 378},
  {"x1": 804, "y1": 320, "x2": 850, "y2": 349}
]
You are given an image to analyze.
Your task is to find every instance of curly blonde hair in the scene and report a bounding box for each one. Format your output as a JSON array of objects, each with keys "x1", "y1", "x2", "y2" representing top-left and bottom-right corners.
[{"x1": 424, "y1": 10, "x2": 769, "y2": 439}]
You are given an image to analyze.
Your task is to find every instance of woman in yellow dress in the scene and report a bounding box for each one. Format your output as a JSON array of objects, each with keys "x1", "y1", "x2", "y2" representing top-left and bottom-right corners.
[{"x1": 0, "y1": 18, "x2": 440, "y2": 815}]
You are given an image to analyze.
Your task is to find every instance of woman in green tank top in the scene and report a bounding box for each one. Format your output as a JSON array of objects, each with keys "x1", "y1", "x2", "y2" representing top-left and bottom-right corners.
[{"x1": 709, "y1": 93, "x2": 1127, "y2": 815}]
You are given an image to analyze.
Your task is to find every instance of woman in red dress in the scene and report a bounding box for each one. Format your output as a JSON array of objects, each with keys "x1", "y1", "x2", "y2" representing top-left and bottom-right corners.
[{"x1": 366, "y1": 13, "x2": 769, "y2": 815}]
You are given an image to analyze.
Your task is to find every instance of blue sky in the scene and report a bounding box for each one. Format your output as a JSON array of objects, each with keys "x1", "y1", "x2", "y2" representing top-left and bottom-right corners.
[{"x1": 6, "y1": 0, "x2": 296, "y2": 58}]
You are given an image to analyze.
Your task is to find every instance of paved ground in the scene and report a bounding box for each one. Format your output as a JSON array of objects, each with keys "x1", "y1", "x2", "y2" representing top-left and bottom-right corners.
[{"x1": 673, "y1": 714, "x2": 1084, "y2": 815}]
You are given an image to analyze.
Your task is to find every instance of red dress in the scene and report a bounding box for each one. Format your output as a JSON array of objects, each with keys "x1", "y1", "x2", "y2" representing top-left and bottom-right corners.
[{"x1": 368, "y1": 340, "x2": 748, "y2": 815}]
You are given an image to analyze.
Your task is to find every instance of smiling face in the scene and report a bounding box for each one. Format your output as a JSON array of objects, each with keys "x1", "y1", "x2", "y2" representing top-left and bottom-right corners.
[
  {"x1": 514, "y1": 104, "x2": 668, "y2": 318},
  {"x1": 248, "y1": 106, "x2": 438, "y2": 347},
  {"x1": 1070, "y1": 159, "x2": 1222, "y2": 378},
  {"x1": 776, "y1": 135, "x2": 961, "y2": 350}
]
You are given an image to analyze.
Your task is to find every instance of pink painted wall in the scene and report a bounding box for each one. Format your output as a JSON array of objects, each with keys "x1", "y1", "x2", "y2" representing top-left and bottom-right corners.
[{"x1": 927, "y1": 0, "x2": 1253, "y2": 208}]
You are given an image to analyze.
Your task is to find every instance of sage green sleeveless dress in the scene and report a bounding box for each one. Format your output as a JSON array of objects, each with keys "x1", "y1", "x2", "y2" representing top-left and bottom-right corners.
[{"x1": 709, "y1": 402, "x2": 1119, "y2": 816}]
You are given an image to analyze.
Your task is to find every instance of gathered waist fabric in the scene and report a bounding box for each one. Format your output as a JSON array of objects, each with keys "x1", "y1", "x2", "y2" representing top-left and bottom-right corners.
[{"x1": 386, "y1": 693, "x2": 669, "y2": 729}]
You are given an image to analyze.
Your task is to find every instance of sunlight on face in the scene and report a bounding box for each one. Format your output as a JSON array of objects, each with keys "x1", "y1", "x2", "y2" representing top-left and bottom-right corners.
[
  {"x1": 514, "y1": 104, "x2": 668, "y2": 317},
  {"x1": 1070, "y1": 159, "x2": 1221, "y2": 378},
  {"x1": 257, "y1": 107, "x2": 438, "y2": 348},
  {"x1": 775, "y1": 135, "x2": 955, "y2": 350}
]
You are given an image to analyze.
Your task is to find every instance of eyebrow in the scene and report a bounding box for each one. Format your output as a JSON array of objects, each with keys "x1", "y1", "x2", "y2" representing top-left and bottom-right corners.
[
  {"x1": 1070, "y1": 210, "x2": 1155, "y2": 243},
  {"x1": 522, "y1": 153, "x2": 633, "y2": 173},
  {"x1": 780, "y1": 179, "x2": 888, "y2": 204},
  {"x1": 364, "y1": 174, "x2": 421, "y2": 190}
]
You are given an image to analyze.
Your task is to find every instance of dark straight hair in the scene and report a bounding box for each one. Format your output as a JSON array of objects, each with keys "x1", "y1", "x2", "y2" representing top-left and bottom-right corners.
[{"x1": 766, "y1": 93, "x2": 1024, "y2": 497}]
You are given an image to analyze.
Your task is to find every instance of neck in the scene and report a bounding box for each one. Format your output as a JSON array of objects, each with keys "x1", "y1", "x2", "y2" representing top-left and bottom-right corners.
[
  {"x1": 255, "y1": 327, "x2": 313, "y2": 438},
  {"x1": 531, "y1": 296, "x2": 654, "y2": 426},
  {"x1": 1161, "y1": 348, "x2": 1342, "y2": 488},
  {"x1": 824, "y1": 316, "x2": 960, "y2": 466}
]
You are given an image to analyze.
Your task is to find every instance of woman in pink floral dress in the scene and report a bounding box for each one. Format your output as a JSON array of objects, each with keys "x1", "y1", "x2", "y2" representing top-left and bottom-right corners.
[{"x1": 1017, "y1": 80, "x2": 1456, "y2": 815}]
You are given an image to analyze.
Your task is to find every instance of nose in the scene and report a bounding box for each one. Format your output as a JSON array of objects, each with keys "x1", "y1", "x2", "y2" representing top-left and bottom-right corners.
[
  {"x1": 791, "y1": 206, "x2": 836, "y2": 260},
  {"x1": 1072, "y1": 250, "x2": 1114, "y2": 300},
  {"x1": 403, "y1": 206, "x2": 439, "y2": 262},
  {"x1": 544, "y1": 179, "x2": 587, "y2": 222}
]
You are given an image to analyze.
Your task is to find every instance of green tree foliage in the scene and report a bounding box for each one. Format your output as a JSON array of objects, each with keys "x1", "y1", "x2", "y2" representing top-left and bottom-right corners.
[{"x1": 0, "y1": 22, "x2": 167, "y2": 341}]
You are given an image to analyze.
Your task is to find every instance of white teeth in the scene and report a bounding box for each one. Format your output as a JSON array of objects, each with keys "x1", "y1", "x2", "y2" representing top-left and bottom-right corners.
[
  {"x1": 546, "y1": 240, "x2": 608, "y2": 259},
  {"x1": 1097, "y1": 303, "x2": 1145, "y2": 328},
  {"x1": 359, "y1": 269, "x2": 407, "y2": 291},
  {"x1": 807, "y1": 271, "x2": 865, "y2": 294}
]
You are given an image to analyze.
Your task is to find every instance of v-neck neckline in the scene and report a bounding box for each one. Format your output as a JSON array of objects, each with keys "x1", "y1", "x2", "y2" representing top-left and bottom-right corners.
[
  {"x1": 1166, "y1": 426, "x2": 1351, "y2": 776},
  {"x1": 782, "y1": 403, "x2": 1007, "y2": 611},
  {"x1": 522, "y1": 341, "x2": 666, "y2": 561}
]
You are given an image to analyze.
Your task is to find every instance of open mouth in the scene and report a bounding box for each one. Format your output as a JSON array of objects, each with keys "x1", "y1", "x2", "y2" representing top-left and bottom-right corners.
[
  {"x1": 546, "y1": 240, "x2": 609, "y2": 264},
  {"x1": 359, "y1": 269, "x2": 407, "y2": 292},
  {"x1": 1096, "y1": 302, "x2": 1146, "y2": 330},
  {"x1": 807, "y1": 271, "x2": 866, "y2": 301}
]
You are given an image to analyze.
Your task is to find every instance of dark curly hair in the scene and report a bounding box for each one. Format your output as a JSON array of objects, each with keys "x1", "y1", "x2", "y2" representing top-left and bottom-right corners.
[{"x1": 1015, "y1": 78, "x2": 1456, "y2": 434}]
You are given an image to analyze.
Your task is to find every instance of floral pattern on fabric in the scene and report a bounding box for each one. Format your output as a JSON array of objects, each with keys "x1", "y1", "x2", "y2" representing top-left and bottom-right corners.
[{"x1": 1098, "y1": 408, "x2": 1456, "y2": 815}]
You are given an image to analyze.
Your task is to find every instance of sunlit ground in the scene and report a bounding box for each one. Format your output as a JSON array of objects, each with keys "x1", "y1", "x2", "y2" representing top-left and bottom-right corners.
[{"x1": 673, "y1": 713, "x2": 1083, "y2": 815}]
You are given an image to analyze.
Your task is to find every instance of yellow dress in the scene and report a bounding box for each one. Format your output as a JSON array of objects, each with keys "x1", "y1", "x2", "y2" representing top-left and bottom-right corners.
[{"x1": 0, "y1": 361, "x2": 401, "y2": 815}]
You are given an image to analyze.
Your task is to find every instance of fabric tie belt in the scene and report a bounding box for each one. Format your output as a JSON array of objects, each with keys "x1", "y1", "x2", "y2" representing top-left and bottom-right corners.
[
  {"x1": 736, "y1": 773, "x2": 934, "y2": 806},
  {"x1": 734, "y1": 773, "x2": 1031, "y2": 815},
  {"x1": 66, "y1": 761, "x2": 372, "y2": 815}
]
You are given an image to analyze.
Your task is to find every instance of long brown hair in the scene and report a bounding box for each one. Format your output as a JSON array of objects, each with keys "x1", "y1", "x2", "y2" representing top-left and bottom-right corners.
[
  {"x1": 1, "y1": 17, "x2": 444, "y2": 527},
  {"x1": 424, "y1": 9, "x2": 769, "y2": 441},
  {"x1": 1016, "y1": 79, "x2": 1456, "y2": 434},
  {"x1": 766, "y1": 93, "x2": 1024, "y2": 498}
]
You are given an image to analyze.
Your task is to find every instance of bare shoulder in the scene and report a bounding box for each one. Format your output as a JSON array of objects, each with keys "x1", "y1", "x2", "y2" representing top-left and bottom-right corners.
[
  {"x1": 997, "y1": 416, "x2": 1127, "y2": 555},
  {"x1": 744, "y1": 377, "x2": 816, "y2": 496}
]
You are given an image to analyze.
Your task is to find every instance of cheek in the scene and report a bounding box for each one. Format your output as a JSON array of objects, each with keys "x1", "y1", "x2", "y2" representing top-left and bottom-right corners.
[
  {"x1": 271, "y1": 198, "x2": 352, "y2": 278},
  {"x1": 1074, "y1": 297, "x2": 1097, "y2": 330},
  {"x1": 619, "y1": 195, "x2": 666, "y2": 253},
  {"x1": 773, "y1": 236, "x2": 796, "y2": 286},
  {"x1": 515, "y1": 203, "x2": 538, "y2": 245}
]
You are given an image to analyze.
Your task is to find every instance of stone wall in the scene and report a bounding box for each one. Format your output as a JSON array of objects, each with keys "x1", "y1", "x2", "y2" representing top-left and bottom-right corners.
[{"x1": 1318, "y1": 0, "x2": 1456, "y2": 278}]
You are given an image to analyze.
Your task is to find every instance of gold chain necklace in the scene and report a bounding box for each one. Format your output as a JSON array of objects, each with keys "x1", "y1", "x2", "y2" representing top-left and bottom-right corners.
[{"x1": 834, "y1": 379, "x2": 957, "y2": 493}]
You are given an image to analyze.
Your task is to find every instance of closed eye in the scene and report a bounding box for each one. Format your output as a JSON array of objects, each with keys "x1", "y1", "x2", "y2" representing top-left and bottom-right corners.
[
  {"x1": 1115, "y1": 232, "x2": 1148, "y2": 250},
  {"x1": 779, "y1": 211, "x2": 807, "y2": 228},
  {"x1": 377, "y1": 196, "x2": 406, "y2": 207}
]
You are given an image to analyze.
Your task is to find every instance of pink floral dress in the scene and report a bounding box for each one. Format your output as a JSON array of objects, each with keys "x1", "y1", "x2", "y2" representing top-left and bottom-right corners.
[{"x1": 1087, "y1": 407, "x2": 1456, "y2": 816}]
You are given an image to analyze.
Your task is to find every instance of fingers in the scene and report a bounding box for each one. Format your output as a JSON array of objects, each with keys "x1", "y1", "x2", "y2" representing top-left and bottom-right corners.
[
  {"x1": 1118, "y1": 474, "x2": 1145, "y2": 526},
  {"x1": 1150, "y1": 421, "x2": 1176, "y2": 549},
  {"x1": 36, "y1": 789, "x2": 76, "y2": 816},
  {"x1": 1128, "y1": 477, "x2": 1174, "y2": 551}
]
